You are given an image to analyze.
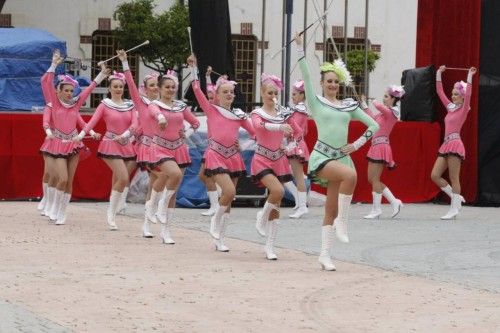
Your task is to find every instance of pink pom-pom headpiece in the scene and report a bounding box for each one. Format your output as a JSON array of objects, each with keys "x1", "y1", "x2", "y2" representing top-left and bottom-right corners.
[
  {"x1": 162, "y1": 70, "x2": 179, "y2": 87},
  {"x1": 207, "y1": 83, "x2": 216, "y2": 94},
  {"x1": 108, "y1": 71, "x2": 126, "y2": 84},
  {"x1": 57, "y1": 74, "x2": 78, "y2": 88},
  {"x1": 215, "y1": 76, "x2": 237, "y2": 91},
  {"x1": 140, "y1": 72, "x2": 159, "y2": 94},
  {"x1": 292, "y1": 80, "x2": 305, "y2": 92},
  {"x1": 453, "y1": 81, "x2": 467, "y2": 97},
  {"x1": 387, "y1": 85, "x2": 405, "y2": 98},
  {"x1": 261, "y1": 73, "x2": 283, "y2": 91}
]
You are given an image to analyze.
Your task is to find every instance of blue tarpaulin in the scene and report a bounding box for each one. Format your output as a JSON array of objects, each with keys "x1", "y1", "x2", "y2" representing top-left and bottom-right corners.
[{"x1": 0, "y1": 28, "x2": 66, "y2": 111}]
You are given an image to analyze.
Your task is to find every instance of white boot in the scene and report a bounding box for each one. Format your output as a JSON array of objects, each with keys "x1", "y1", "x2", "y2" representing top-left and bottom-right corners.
[
  {"x1": 160, "y1": 208, "x2": 175, "y2": 244},
  {"x1": 318, "y1": 225, "x2": 336, "y2": 271},
  {"x1": 334, "y1": 193, "x2": 352, "y2": 243},
  {"x1": 441, "y1": 193, "x2": 461, "y2": 220},
  {"x1": 55, "y1": 193, "x2": 70, "y2": 225},
  {"x1": 201, "y1": 191, "x2": 220, "y2": 216},
  {"x1": 214, "y1": 213, "x2": 230, "y2": 252},
  {"x1": 156, "y1": 189, "x2": 175, "y2": 224},
  {"x1": 265, "y1": 220, "x2": 278, "y2": 260},
  {"x1": 145, "y1": 190, "x2": 160, "y2": 224},
  {"x1": 49, "y1": 190, "x2": 63, "y2": 221},
  {"x1": 289, "y1": 191, "x2": 309, "y2": 218},
  {"x1": 116, "y1": 186, "x2": 129, "y2": 215},
  {"x1": 37, "y1": 182, "x2": 49, "y2": 211},
  {"x1": 43, "y1": 186, "x2": 55, "y2": 216},
  {"x1": 106, "y1": 190, "x2": 121, "y2": 230},
  {"x1": 382, "y1": 187, "x2": 403, "y2": 218},
  {"x1": 284, "y1": 181, "x2": 299, "y2": 209},
  {"x1": 364, "y1": 192, "x2": 382, "y2": 219},
  {"x1": 441, "y1": 184, "x2": 465, "y2": 208},
  {"x1": 256, "y1": 201, "x2": 277, "y2": 237},
  {"x1": 142, "y1": 218, "x2": 153, "y2": 238},
  {"x1": 209, "y1": 205, "x2": 227, "y2": 240}
]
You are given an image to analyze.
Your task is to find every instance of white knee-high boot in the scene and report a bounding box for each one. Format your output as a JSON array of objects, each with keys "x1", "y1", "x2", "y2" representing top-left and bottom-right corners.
[
  {"x1": 201, "y1": 191, "x2": 220, "y2": 216},
  {"x1": 214, "y1": 213, "x2": 230, "y2": 252},
  {"x1": 49, "y1": 190, "x2": 63, "y2": 221},
  {"x1": 364, "y1": 192, "x2": 382, "y2": 219},
  {"x1": 441, "y1": 184, "x2": 465, "y2": 207},
  {"x1": 318, "y1": 225, "x2": 336, "y2": 271},
  {"x1": 37, "y1": 182, "x2": 49, "y2": 211},
  {"x1": 441, "y1": 193, "x2": 461, "y2": 220},
  {"x1": 116, "y1": 186, "x2": 129, "y2": 215},
  {"x1": 382, "y1": 187, "x2": 403, "y2": 218},
  {"x1": 55, "y1": 192, "x2": 71, "y2": 225},
  {"x1": 43, "y1": 187, "x2": 56, "y2": 217},
  {"x1": 209, "y1": 205, "x2": 227, "y2": 240},
  {"x1": 283, "y1": 181, "x2": 299, "y2": 209},
  {"x1": 289, "y1": 191, "x2": 309, "y2": 218},
  {"x1": 156, "y1": 189, "x2": 175, "y2": 223},
  {"x1": 334, "y1": 193, "x2": 352, "y2": 243},
  {"x1": 265, "y1": 220, "x2": 279, "y2": 260},
  {"x1": 256, "y1": 201, "x2": 277, "y2": 237},
  {"x1": 145, "y1": 189, "x2": 161, "y2": 224},
  {"x1": 106, "y1": 190, "x2": 122, "y2": 230},
  {"x1": 160, "y1": 208, "x2": 175, "y2": 244}
]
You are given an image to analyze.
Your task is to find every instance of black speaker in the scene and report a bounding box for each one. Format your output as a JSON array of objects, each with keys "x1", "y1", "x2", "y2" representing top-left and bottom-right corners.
[{"x1": 401, "y1": 65, "x2": 437, "y2": 122}]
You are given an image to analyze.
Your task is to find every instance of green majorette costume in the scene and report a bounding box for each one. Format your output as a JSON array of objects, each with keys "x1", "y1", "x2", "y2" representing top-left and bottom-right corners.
[{"x1": 297, "y1": 52, "x2": 379, "y2": 187}]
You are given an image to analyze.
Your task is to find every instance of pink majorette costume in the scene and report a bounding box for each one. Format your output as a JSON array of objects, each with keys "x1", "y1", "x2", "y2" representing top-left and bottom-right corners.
[
  {"x1": 39, "y1": 70, "x2": 104, "y2": 158},
  {"x1": 250, "y1": 106, "x2": 301, "y2": 185},
  {"x1": 81, "y1": 72, "x2": 138, "y2": 161},
  {"x1": 286, "y1": 101, "x2": 310, "y2": 163},
  {"x1": 191, "y1": 68, "x2": 255, "y2": 178},
  {"x1": 200, "y1": 76, "x2": 217, "y2": 165},
  {"x1": 362, "y1": 100, "x2": 399, "y2": 169},
  {"x1": 436, "y1": 73, "x2": 472, "y2": 161},
  {"x1": 148, "y1": 100, "x2": 200, "y2": 169}
]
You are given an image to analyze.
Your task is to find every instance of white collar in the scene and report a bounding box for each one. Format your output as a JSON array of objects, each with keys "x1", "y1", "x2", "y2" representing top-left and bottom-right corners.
[
  {"x1": 251, "y1": 108, "x2": 286, "y2": 123},
  {"x1": 102, "y1": 98, "x2": 134, "y2": 111},
  {"x1": 290, "y1": 101, "x2": 309, "y2": 115},
  {"x1": 391, "y1": 106, "x2": 401, "y2": 120},
  {"x1": 58, "y1": 96, "x2": 79, "y2": 108},
  {"x1": 213, "y1": 104, "x2": 248, "y2": 120},
  {"x1": 141, "y1": 95, "x2": 153, "y2": 105},
  {"x1": 316, "y1": 95, "x2": 359, "y2": 112},
  {"x1": 152, "y1": 99, "x2": 187, "y2": 112}
]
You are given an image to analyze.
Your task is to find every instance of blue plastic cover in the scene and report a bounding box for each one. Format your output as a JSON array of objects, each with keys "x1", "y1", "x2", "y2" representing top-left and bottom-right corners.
[{"x1": 0, "y1": 28, "x2": 67, "y2": 110}]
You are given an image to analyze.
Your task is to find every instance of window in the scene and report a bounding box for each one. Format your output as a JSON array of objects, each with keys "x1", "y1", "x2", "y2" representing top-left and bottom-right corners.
[
  {"x1": 91, "y1": 31, "x2": 138, "y2": 107},
  {"x1": 231, "y1": 34, "x2": 257, "y2": 110}
]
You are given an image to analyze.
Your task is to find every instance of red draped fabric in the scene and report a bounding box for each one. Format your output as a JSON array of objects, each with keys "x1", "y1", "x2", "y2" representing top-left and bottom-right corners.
[
  {"x1": 0, "y1": 113, "x2": 111, "y2": 200},
  {"x1": 304, "y1": 120, "x2": 441, "y2": 203},
  {"x1": 416, "y1": 0, "x2": 481, "y2": 202}
]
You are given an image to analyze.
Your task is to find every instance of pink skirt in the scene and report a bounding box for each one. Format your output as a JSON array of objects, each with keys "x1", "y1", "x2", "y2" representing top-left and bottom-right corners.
[
  {"x1": 367, "y1": 143, "x2": 396, "y2": 169},
  {"x1": 251, "y1": 146, "x2": 292, "y2": 185},
  {"x1": 150, "y1": 140, "x2": 191, "y2": 168},
  {"x1": 40, "y1": 137, "x2": 86, "y2": 160},
  {"x1": 286, "y1": 140, "x2": 310, "y2": 164},
  {"x1": 204, "y1": 149, "x2": 247, "y2": 178},
  {"x1": 97, "y1": 138, "x2": 136, "y2": 160},
  {"x1": 438, "y1": 138, "x2": 465, "y2": 160}
]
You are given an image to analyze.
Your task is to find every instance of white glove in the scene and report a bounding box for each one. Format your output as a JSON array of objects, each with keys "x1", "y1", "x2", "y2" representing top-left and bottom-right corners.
[
  {"x1": 121, "y1": 60, "x2": 130, "y2": 72},
  {"x1": 45, "y1": 128, "x2": 54, "y2": 138}
]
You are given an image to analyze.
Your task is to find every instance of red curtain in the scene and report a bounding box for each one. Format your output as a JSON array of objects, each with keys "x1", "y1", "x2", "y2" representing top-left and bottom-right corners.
[
  {"x1": 416, "y1": 0, "x2": 481, "y2": 202},
  {"x1": 304, "y1": 120, "x2": 441, "y2": 203}
]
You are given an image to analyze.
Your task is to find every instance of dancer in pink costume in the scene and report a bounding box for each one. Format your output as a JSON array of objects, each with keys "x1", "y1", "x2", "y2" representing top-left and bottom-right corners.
[
  {"x1": 77, "y1": 50, "x2": 139, "y2": 230},
  {"x1": 146, "y1": 71, "x2": 200, "y2": 244},
  {"x1": 431, "y1": 65, "x2": 477, "y2": 220},
  {"x1": 251, "y1": 73, "x2": 301, "y2": 260},
  {"x1": 284, "y1": 80, "x2": 310, "y2": 219},
  {"x1": 197, "y1": 65, "x2": 221, "y2": 217},
  {"x1": 189, "y1": 55, "x2": 255, "y2": 252},
  {"x1": 40, "y1": 49, "x2": 108, "y2": 225},
  {"x1": 361, "y1": 85, "x2": 405, "y2": 219}
]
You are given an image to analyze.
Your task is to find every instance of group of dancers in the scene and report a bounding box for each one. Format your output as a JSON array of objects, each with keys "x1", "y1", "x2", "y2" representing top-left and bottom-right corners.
[{"x1": 35, "y1": 33, "x2": 477, "y2": 270}]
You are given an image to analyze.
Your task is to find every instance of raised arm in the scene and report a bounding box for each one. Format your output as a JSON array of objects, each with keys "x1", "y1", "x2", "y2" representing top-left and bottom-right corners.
[
  {"x1": 187, "y1": 55, "x2": 214, "y2": 116},
  {"x1": 372, "y1": 100, "x2": 392, "y2": 117},
  {"x1": 436, "y1": 65, "x2": 452, "y2": 107},
  {"x1": 118, "y1": 50, "x2": 142, "y2": 107},
  {"x1": 463, "y1": 67, "x2": 477, "y2": 112},
  {"x1": 41, "y1": 50, "x2": 62, "y2": 106},
  {"x1": 295, "y1": 34, "x2": 321, "y2": 119}
]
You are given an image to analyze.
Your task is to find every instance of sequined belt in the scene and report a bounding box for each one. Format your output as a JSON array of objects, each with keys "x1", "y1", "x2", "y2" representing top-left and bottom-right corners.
[
  {"x1": 255, "y1": 145, "x2": 285, "y2": 161},
  {"x1": 54, "y1": 129, "x2": 77, "y2": 141},
  {"x1": 152, "y1": 136, "x2": 184, "y2": 150},
  {"x1": 314, "y1": 140, "x2": 346, "y2": 160},
  {"x1": 444, "y1": 133, "x2": 461, "y2": 143},
  {"x1": 105, "y1": 131, "x2": 131, "y2": 145},
  {"x1": 372, "y1": 136, "x2": 390, "y2": 146},
  {"x1": 209, "y1": 139, "x2": 239, "y2": 158},
  {"x1": 138, "y1": 135, "x2": 152, "y2": 146}
]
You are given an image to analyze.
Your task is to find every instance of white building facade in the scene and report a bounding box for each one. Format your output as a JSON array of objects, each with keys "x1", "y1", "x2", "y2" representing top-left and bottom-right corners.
[{"x1": 2, "y1": 0, "x2": 417, "y2": 105}]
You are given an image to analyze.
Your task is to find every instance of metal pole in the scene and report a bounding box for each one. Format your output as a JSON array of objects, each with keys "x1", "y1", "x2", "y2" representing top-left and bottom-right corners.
[
  {"x1": 285, "y1": 0, "x2": 293, "y2": 105},
  {"x1": 303, "y1": 0, "x2": 308, "y2": 58},
  {"x1": 344, "y1": 0, "x2": 348, "y2": 60},
  {"x1": 363, "y1": 0, "x2": 369, "y2": 96},
  {"x1": 281, "y1": 0, "x2": 286, "y2": 104},
  {"x1": 323, "y1": 0, "x2": 327, "y2": 61},
  {"x1": 261, "y1": 0, "x2": 266, "y2": 75}
]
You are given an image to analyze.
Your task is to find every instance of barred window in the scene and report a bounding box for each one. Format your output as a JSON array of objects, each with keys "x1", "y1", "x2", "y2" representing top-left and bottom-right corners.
[{"x1": 231, "y1": 34, "x2": 257, "y2": 111}]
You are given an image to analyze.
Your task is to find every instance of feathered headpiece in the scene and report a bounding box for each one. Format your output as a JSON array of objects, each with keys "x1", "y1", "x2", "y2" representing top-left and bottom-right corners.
[{"x1": 319, "y1": 59, "x2": 353, "y2": 86}]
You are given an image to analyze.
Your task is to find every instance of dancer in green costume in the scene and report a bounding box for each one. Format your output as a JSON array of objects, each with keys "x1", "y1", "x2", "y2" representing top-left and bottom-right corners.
[{"x1": 294, "y1": 34, "x2": 379, "y2": 271}]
